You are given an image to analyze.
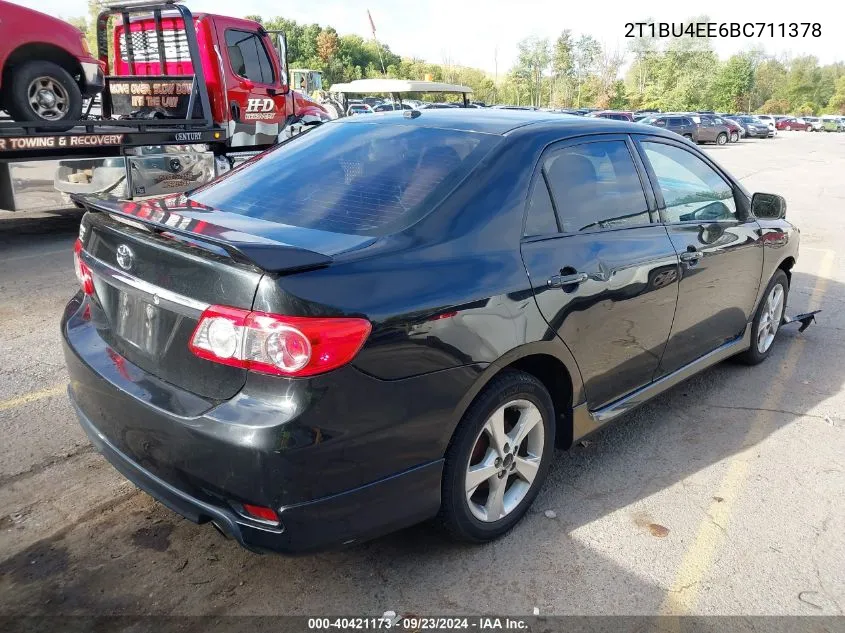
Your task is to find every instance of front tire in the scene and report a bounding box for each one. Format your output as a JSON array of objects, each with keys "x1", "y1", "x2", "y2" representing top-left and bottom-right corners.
[
  {"x1": 438, "y1": 371, "x2": 556, "y2": 543},
  {"x1": 716, "y1": 132, "x2": 728, "y2": 145},
  {"x1": 737, "y1": 270, "x2": 789, "y2": 365},
  {"x1": 785, "y1": 125, "x2": 792, "y2": 131},
  {"x1": 6, "y1": 61, "x2": 83, "y2": 131},
  {"x1": 730, "y1": 131, "x2": 739, "y2": 143}
]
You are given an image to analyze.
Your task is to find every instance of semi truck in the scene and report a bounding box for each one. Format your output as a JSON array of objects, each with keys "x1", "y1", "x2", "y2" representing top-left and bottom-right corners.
[{"x1": 0, "y1": 0, "x2": 329, "y2": 212}]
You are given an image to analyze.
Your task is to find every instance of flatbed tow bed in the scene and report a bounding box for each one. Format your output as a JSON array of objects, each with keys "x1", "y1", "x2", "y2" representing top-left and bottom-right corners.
[
  {"x1": 1, "y1": 0, "x2": 326, "y2": 213},
  {"x1": 0, "y1": 118, "x2": 226, "y2": 161}
]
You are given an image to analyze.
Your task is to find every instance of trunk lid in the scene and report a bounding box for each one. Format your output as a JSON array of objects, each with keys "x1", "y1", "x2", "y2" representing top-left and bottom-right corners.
[{"x1": 75, "y1": 194, "x2": 371, "y2": 400}]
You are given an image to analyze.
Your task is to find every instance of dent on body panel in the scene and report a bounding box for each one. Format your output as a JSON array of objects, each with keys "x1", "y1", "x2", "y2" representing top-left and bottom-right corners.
[{"x1": 523, "y1": 227, "x2": 680, "y2": 407}]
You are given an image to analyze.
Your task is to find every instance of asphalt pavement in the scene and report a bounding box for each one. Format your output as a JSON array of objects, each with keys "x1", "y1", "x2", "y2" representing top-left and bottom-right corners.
[{"x1": 0, "y1": 132, "x2": 843, "y2": 617}]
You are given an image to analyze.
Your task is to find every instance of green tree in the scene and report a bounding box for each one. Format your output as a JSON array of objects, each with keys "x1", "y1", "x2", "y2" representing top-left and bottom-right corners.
[
  {"x1": 550, "y1": 31, "x2": 574, "y2": 106},
  {"x1": 826, "y1": 76, "x2": 845, "y2": 114},
  {"x1": 711, "y1": 54, "x2": 755, "y2": 112},
  {"x1": 573, "y1": 35, "x2": 601, "y2": 107},
  {"x1": 514, "y1": 37, "x2": 550, "y2": 107}
]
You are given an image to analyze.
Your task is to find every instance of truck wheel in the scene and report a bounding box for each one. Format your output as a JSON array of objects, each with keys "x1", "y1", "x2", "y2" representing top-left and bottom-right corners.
[{"x1": 7, "y1": 61, "x2": 82, "y2": 131}]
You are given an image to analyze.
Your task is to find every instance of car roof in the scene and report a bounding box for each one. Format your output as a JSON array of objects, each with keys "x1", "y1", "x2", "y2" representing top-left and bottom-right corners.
[{"x1": 333, "y1": 108, "x2": 681, "y2": 139}]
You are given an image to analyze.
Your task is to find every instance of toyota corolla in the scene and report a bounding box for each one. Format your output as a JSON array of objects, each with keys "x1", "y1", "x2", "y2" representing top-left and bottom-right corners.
[{"x1": 65, "y1": 110, "x2": 805, "y2": 553}]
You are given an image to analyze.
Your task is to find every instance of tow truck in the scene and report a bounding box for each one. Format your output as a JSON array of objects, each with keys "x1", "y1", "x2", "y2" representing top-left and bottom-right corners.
[{"x1": 0, "y1": 0, "x2": 329, "y2": 212}]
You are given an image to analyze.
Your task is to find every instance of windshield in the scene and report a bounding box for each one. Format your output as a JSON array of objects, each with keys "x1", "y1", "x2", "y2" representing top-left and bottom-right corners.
[{"x1": 189, "y1": 121, "x2": 499, "y2": 236}]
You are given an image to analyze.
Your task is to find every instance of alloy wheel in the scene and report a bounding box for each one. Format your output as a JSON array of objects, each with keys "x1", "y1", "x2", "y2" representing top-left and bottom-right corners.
[
  {"x1": 465, "y1": 399, "x2": 544, "y2": 523},
  {"x1": 757, "y1": 283, "x2": 785, "y2": 354},
  {"x1": 27, "y1": 76, "x2": 69, "y2": 121}
]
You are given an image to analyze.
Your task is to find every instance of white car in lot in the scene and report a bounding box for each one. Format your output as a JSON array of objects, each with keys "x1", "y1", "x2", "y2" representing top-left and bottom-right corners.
[
  {"x1": 803, "y1": 116, "x2": 823, "y2": 131},
  {"x1": 755, "y1": 115, "x2": 778, "y2": 136}
]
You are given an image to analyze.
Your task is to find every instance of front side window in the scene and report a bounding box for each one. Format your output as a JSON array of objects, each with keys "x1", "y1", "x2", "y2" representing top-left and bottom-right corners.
[
  {"x1": 642, "y1": 141, "x2": 737, "y2": 223},
  {"x1": 226, "y1": 30, "x2": 275, "y2": 84},
  {"x1": 543, "y1": 140, "x2": 650, "y2": 233}
]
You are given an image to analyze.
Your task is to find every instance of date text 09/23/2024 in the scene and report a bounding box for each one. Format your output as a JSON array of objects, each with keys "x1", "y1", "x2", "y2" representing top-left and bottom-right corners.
[
  {"x1": 625, "y1": 22, "x2": 821, "y2": 38},
  {"x1": 307, "y1": 617, "x2": 529, "y2": 631}
]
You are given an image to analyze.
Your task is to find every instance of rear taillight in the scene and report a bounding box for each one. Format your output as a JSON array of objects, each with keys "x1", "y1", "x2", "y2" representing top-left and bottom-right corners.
[
  {"x1": 73, "y1": 239, "x2": 94, "y2": 296},
  {"x1": 189, "y1": 305, "x2": 371, "y2": 377}
]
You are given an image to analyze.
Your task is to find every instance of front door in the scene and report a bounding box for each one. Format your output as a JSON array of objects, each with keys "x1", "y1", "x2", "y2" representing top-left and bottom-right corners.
[
  {"x1": 635, "y1": 137, "x2": 764, "y2": 376},
  {"x1": 520, "y1": 136, "x2": 680, "y2": 409},
  {"x1": 220, "y1": 25, "x2": 288, "y2": 146}
]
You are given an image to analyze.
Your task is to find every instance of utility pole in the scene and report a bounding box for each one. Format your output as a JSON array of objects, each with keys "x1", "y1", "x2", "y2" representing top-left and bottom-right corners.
[{"x1": 367, "y1": 9, "x2": 386, "y2": 74}]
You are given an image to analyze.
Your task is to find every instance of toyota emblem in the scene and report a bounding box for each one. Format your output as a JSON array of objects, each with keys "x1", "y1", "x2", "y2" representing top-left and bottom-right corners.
[{"x1": 116, "y1": 244, "x2": 135, "y2": 271}]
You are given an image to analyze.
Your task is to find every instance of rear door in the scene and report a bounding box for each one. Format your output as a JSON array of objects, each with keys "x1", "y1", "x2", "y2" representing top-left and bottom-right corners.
[
  {"x1": 520, "y1": 135, "x2": 680, "y2": 409},
  {"x1": 697, "y1": 117, "x2": 717, "y2": 142},
  {"x1": 634, "y1": 136, "x2": 763, "y2": 375}
]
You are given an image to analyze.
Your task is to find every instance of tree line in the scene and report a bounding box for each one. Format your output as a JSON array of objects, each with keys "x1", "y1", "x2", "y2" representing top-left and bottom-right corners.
[{"x1": 68, "y1": 5, "x2": 845, "y2": 115}]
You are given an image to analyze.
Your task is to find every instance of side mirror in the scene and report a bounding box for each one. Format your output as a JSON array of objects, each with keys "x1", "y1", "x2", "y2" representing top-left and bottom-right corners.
[{"x1": 752, "y1": 193, "x2": 787, "y2": 220}]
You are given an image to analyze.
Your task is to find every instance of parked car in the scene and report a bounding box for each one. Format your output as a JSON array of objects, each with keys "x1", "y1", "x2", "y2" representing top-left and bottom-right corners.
[
  {"x1": 733, "y1": 116, "x2": 770, "y2": 138},
  {"x1": 821, "y1": 115, "x2": 843, "y2": 132},
  {"x1": 755, "y1": 115, "x2": 778, "y2": 136},
  {"x1": 803, "y1": 116, "x2": 823, "y2": 131},
  {"x1": 593, "y1": 110, "x2": 635, "y2": 121},
  {"x1": 702, "y1": 114, "x2": 741, "y2": 142},
  {"x1": 0, "y1": 0, "x2": 106, "y2": 128},
  {"x1": 776, "y1": 117, "x2": 812, "y2": 131},
  {"x1": 687, "y1": 113, "x2": 730, "y2": 144},
  {"x1": 66, "y1": 111, "x2": 800, "y2": 553},
  {"x1": 347, "y1": 103, "x2": 374, "y2": 115},
  {"x1": 372, "y1": 103, "x2": 413, "y2": 112},
  {"x1": 639, "y1": 114, "x2": 697, "y2": 141},
  {"x1": 418, "y1": 102, "x2": 461, "y2": 109}
]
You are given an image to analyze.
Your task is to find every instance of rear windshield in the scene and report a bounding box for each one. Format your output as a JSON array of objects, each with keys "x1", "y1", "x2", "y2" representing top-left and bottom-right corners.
[{"x1": 189, "y1": 120, "x2": 497, "y2": 236}]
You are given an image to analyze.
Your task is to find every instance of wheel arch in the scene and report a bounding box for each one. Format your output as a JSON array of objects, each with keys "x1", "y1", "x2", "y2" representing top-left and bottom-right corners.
[
  {"x1": 2, "y1": 43, "x2": 84, "y2": 101},
  {"x1": 448, "y1": 342, "x2": 585, "y2": 451},
  {"x1": 778, "y1": 255, "x2": 796, "y2": 285}
]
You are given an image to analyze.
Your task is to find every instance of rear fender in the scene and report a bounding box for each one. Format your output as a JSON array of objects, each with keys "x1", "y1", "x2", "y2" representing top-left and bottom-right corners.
[{"x1": 446, "y1": 340, "x2": 585, "y2": 447}]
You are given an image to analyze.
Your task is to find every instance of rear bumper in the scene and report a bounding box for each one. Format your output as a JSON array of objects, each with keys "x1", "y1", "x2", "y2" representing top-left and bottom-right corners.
[
  {"x1": 61, "y1": 293, "x2": 474, "y2": 553},
  {"x1": 73, "y1": 395, "x2": 442, "y2": 554}
]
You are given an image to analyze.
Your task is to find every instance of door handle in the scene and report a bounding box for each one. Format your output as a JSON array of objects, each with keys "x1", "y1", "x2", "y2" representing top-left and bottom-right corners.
[
  {"x1": 548, "y1": 272, "x2": 588, "y2": 288},
  {"x1": 679, "y1": 250, "x2": 702, "y2": 263}
]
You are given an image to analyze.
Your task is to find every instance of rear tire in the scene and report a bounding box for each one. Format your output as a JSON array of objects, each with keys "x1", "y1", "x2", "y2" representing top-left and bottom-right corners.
[
  {"x1": 438, "y1": 371, "x2": 556, "y2": 543},
  {"x1": 716, "y1": 132, "x2": 728, "y2": 145},
  {"x1": 736, "y1": 269, "x2": 789, "y2": 365},
  {"x1": 683, "y1": 133, "x2": 693, "y2": 141},
  {"x1": 6, "y1": 60, "x2": 82, "y2": 132}
]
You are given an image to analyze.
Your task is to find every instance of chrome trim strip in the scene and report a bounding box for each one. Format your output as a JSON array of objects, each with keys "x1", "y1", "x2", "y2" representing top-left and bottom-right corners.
[
  {"x1": 81, "y1": 250, "x2": 210, "y2": 317},
  {"x1": 572, "y1": 326, "x2": 752, "y2": 441}
]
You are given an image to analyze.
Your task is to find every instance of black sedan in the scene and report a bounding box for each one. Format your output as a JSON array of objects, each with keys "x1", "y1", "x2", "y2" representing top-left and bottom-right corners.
[{"x1": 66, "y1": 111, "x2": 801, "y2": 553}]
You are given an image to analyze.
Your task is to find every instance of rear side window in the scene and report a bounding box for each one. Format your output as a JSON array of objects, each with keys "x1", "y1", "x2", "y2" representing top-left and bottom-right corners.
[
  {"x1": 523, "y1": 179, "x2": 558, "y2": 237},
  {"x1": 189, "y1": 122, "x2": 498, "y2": 236},
  {"x1": 642, "y1": 142, "x2": 737, "y2": 223},
  {"x1": 226, "y1": 30, "x2": 274, "y2": 84},
  {"x1": 543, "y1": 140, "x2": 650, "y2": 233}
]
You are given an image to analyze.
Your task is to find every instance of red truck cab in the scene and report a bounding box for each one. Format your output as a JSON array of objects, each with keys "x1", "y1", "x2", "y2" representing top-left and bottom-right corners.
[
  {"x1": 0, "y1": 0, "x2": 105, "y2": 125},
  {"x1": 111, "y1": 11, "x2": 328, "y2": 145}
]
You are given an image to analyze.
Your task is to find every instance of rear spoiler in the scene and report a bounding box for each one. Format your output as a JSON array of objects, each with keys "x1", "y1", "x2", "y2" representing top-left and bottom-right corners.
[{"x1": 72, "y1": 194, "x2": 333, "y2": 273}]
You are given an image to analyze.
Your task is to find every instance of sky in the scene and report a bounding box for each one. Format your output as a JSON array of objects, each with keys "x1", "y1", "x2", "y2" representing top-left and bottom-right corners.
[{"x1": 14, "y1": 0, "x2": 845, "y2": 74}]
